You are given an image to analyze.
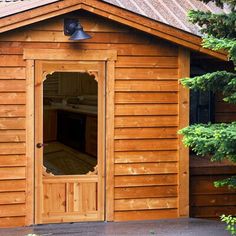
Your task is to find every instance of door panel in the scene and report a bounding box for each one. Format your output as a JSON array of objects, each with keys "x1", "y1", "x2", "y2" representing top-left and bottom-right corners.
[
  {"x1": 35, "y1": 61, "x2": 105, "y2": 223},
  {"x1": 42, "y1": 176, "x2": 99, "y2": 222}
]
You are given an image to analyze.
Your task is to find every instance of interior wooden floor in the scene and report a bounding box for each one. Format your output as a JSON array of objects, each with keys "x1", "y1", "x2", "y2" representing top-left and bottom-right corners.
[{"x1": 43, "y1": 142, "x2": 97, "y2": 175}]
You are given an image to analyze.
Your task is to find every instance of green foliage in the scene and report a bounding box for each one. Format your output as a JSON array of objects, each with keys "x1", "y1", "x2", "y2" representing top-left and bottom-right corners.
[
  {"x1": 179, "y1": 122, "x2": 236, "y2": 189},
  {"x1": 180, "y1": 0, "x2": 236, "y2": 192},
  {"x1": 188, "y1": 10, "x2": 236, "y2": 38},
  {"x1": 214, "y1": 176, "x2": 236, "y2": 188},
  {"x1": 179, "y1": 123, "x2": 236, "y2": 162},
  {"x1": 221, "y1": 215, "x2": 236, "y2": 235},
  {"x1": 202, "y1": 37, "x2": 236, "y2": 65},
  {"x1": 181, "y1": 1, "x2": 236, "y2": 231},
  {"x1": 181, "y1": 71, "x2": 236, "y2": 103}
]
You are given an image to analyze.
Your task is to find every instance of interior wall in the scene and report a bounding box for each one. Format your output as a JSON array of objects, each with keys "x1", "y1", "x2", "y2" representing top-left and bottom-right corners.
[
  {"x1": 44, "y1": 72, "x2": 97, "y2": 97},
  {"x1": 0, "y1": 10, "x2": 181, "y2": 226}
]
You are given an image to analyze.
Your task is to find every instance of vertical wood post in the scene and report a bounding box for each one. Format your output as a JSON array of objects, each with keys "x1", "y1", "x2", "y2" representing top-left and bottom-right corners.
[
  {"x1": 34, "y1": 60, "x2": 44, "y2": 224},
  {"x1": 25, "y1": 59, "x2": 35, "y2": 225},
  {"x1": 105, "y1": 60, "x2": 115, "y2": 221},
  {"x1": 178, "y1": 47, "x2": 190, "y2": 217}
]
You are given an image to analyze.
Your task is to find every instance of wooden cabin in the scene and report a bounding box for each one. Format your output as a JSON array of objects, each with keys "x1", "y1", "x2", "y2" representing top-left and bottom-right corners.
[{"x1": 0, "y1": 0, "x2": 235, "y2": 228}]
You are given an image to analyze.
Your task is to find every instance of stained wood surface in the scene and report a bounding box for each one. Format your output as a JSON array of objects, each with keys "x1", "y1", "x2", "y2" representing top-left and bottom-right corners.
[
  {"x1": 115, "y1": 186, "x2": 178, "y2": 199},
  {"x1": 34, "y1": 60, "x2": 105, "y2": 224},
  {"x1": 189, "y1": 93, "x2": 236, "y2": 220},
  {"x1": 0, "y1": 0, "x2": 227, "y2": 60},
  {"x1": 178, "y1": 47, "x2": 190, "y2": 217},
  {"x1": 215, "y1": 94, "x2": 236, "y2": 123},
  {"x1": 190, "y1": 157, "x2": 236, "y2": 219},
  {"x1": 42, "y1": 176, "x2": 99, "y2": 223},
  {"x1": 0, "y1": 11, "x2": 190, "y2": 226}
]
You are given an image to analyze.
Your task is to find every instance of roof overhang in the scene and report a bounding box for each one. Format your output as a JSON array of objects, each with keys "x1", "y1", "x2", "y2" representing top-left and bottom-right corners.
[
  {"x1": 0, "y1": 0, "x2": 228, "y2": 61},
  {"x1": 0, "y1": 0, "x2": 60, "y2": 18}
]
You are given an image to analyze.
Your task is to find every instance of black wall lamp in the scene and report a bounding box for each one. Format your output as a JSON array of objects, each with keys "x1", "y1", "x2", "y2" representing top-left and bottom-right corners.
[{"x1": 64, "y1": 19, "x2": 91, "y2": 41}]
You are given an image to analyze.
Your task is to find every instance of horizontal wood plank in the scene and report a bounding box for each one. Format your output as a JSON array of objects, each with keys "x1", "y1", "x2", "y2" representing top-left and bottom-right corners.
[
  {"x1": 116, "y1": 56, "x2": 178, "y2": 68},
  {"x1": 0, "y1": 105, "x2": 25, "y2": 117},
  {"x1": 0, "y1": 180, "x2": 26, "y2": 192},
  {"x1": 115, "y1": 127, "x2": 177, "y2": 139},
  {"x1": 190, "y1": 176, "x2": 236, "y2": 195},
  {"x1": 115, "y1": 151, "x2": 178, "y2": 163},
  {"x1": 115, "y1": 92, "x2": 178, "y2": 104},
  {"x1": 0, "y1": 155, "x2": 26, "y2": 167},
  {"x1": 191, "y1": 166, "x2": 236, "y2": 175},
  {"x1": 115, "y1": 186, "x2": 178, "y2": 199},
  {"x1": 115, "y1": 116, "x2": 178, "y2": 128},
  {"x1": 115, "y1": 174, "x2": 177, "y2": 187},
  {"x1": 115, "y1": 163, "x2": 178, "y2": 175},
  {"x1": 0, "y1": 191, "x2": 25, "y2": 205},
  {"x1": 215, "y1": 101, "x2": 236, "y2": 113},
  {"x1": 115, "y1": 139, "x2": 178, "y2": 151},
  {"x1": 115, "y1": 197, "x2": 177, "y2": 211},
  {"x1": 0, "y1": 68, "x2": 25, "y2": 79},
  {"x1": 116, "y1": 68, "x2": 178, "y2": 79},
  {"x1": 1, "y1": 30, "x2": 151, "y2": 44},
  {"x1": 0, "y1": 93, "x2": 25, "y2": 105},
  {"x1": 0, "y1": 166, "x2": 26, "y2": 180},
  {"x1": 114, "y1": 209, "x2": 178, "y2": 221},
  {"x1": 115, "y1": 104, "x2": 178, "y2": 116},
  {"x1": 0, "y1": 143, "x2": 25, "y2": 155},
  {"x1": 0, "y1": 216, "x2": 25, "y2": 227},
  {"x1": 0, "y1": 204, "x2": 26, "y2": 217},
  {"x1": 31, "y1": 15, "x2": 130, "y2": 33},
  {"x1": 0, "y1": 80, "x2": 25, "y2": 92},
  {"x1": 215, "y1": 113, "x2": 236, "y2": 123},
  {"x1": 0, "y1": 46, "x2": 23, "y2": 54},
  {"x1": 0, "y1": 55, "x2": 25, "y2": 67},
  {"x1": 0, "y1": 118, "x2": 25, "y2": 129},
  {"x1": 115, "y1": 81, "x2": 178, "y2": 92},
  {"x1": 0, "y1": 130, "x2": 25, "y2": 142},
  {"x1": 191, "y1": 206, "x2": 236, "y2": 218},
  {"x1": 191, "y1": 194, "x2": 236, "y2": 207},
  {"x1": 0, "y1": 42, "x2": 178, "y2": 56}
]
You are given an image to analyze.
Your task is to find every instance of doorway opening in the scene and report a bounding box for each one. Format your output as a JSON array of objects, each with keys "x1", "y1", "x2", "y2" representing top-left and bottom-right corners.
[
  {"x1": 43, "y1": 72, "x2": 98, "y2": 176},
  {"x1": 34, "y1": 60, "x2": 107, "y2": 224}
]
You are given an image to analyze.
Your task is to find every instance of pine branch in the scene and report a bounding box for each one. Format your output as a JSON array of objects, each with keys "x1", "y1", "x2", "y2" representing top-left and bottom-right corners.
[
  {"x1": 181, "y1": 71, "x2": 236, "y2": 103},
  {"x1": 188, "y1": 10, "x2": 236, "y2": 38},
  {"x1": 202, "y1": 37, "x2": 236, "y2": 65},
  {"x1": 179, "y1": 123, "x2": 236, "y2": 162},
  {"x1": 214, "y1": 176, "x2": 236, "y2": 188}
]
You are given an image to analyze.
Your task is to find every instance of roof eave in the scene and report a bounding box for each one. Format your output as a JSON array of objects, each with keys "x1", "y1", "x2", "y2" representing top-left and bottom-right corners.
[{"x1": 0, "y1": 0, "x2": 228, "y2": 61}]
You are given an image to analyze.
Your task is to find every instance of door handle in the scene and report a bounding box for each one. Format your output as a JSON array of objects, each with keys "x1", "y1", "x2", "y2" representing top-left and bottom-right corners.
[{"x1": 36, "y1": 143, "x2": 44, "y2": 148}]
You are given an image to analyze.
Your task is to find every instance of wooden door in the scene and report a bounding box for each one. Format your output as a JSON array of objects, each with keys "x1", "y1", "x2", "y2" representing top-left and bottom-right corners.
[{"x1": 35, "y1": 61, "x2": 105, "y2": 224}]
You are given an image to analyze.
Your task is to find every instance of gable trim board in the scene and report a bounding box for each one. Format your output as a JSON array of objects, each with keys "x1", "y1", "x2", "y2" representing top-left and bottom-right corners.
[{"x1": 0, "y1": 0, "x2": 227, "y2": 61}]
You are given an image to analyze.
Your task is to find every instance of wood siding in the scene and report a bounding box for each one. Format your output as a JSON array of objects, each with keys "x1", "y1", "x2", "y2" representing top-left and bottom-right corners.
[
  {"x1": 0, "y1": 11, "x2": 184, "y2": 226},
  {"x1": 215, "y1": 94, "x2": 236, "y2": 123},
  {"x1": 190, "y1": 159, "x2": 236, "y2": 219},
  {"x1": 189, "y1": 92, "x2": 236, "y2": 220}
]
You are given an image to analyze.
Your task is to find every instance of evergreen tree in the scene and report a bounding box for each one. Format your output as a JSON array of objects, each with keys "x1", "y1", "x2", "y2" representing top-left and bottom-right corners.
[
  {"x1": 179, "y1": 0, "x2": 236, "y2": 189},
  {"x1": 178, "y1": 1, "x2": 236, "y2": 233}
]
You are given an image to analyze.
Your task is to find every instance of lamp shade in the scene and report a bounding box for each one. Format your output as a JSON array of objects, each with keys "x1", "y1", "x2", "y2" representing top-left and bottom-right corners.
[
  {"x1": 64, "y1": 19, "x2": 92, "y2": 41},
  {"x1": 69, "y1": 25, "x2": 91, "y2": 41}
]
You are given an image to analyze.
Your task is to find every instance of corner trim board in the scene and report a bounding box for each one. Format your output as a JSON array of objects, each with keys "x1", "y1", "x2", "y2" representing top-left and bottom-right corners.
[{"x1": 178, "y1": 47, "x2": 190, "y2": 217}]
